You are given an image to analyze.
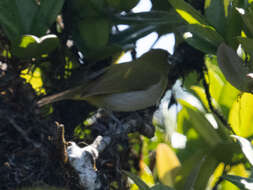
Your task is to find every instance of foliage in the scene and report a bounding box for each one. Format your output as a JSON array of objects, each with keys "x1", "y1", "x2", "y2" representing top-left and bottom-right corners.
[{"x1": 2, "y1": 0, "x2": 253, "y2": 190}]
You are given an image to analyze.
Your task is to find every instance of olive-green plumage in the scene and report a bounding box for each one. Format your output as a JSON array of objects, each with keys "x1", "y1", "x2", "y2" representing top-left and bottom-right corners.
[{"x1": 37, "y1": 49, "x2": 170, "y2": 112}]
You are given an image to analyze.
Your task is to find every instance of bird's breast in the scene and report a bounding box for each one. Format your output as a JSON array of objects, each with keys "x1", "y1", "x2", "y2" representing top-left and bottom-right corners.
[{"x1": 85, "y1": 78, "x2": 167, "y2": 112}]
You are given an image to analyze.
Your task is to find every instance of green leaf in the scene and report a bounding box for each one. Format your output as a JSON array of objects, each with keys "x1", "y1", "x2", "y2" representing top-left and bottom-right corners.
[
  {"x1": 12, "y1": 34, "x2": 59, "y2": 58},
  {"x1": 223, "y1": 175, "x2": 253, "y2": 190},
  {"x1": 205, "y1": 59, "x2": 240, "y2": 116},
  {"x1": 31, "y1": 0, "x2": 65, "y2": 35},
  {"x1": 204, "y1": 0, "x2": 226, "y2": 35},
  {"x1": 186, "y1": 24, "x2": 224, "y2": 48},
  {"x1": 217, "y1": 43, "x2": 252, "y2": 92},
  {"x1": 237, "y1": 37, "x2": 253, "y2": 54},
  {"x1": 78, "y1": 18, "x2": 110, "y2": 50},
  {"x1": 183, "y1": 24, "x2": 224, "y2": 54},
  {"x1": 123, "y1": 170, "x2": 150, "y2": 190},
  {"x1": 113, "y1": 11, "x2": 184, "y2": 25},
  {"x1": 231, "y1": 135, "x2": 253, "y2": 165},
  {"x1": 229, "y1": 93, "x2": 253, "y2": 137},
  {"x1": 168, "y1": 0, "x2": 209, "y2": 25},
  {"x1": 191, "y1": 154, "x2": 219, "y2": 190},
  {"x1": 239, "y1": 7, "x2": 253, "y2": 37},
  {"x1": 179, "y1": 100, "x2": 222, "y2": 148},
  {"x1": 0, "y1": 0, "x2": 64, "y2": 42},
  {"x1": 225, "y1": 6, "x2": 242, "y2": 48},
  {"x1": 112, "y1": 24, "x2": 158, "y2": 44},
  {"x1": 150, "y1": 184, "x2": 174, "y2": 190},
  {"x1": 175, "y1": 151, "x2": 219, "y2": 190}
]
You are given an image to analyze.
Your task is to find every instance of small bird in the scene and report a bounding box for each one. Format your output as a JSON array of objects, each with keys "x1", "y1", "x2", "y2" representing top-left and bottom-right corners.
[{"x1": 37, "y1": 49, "x2": 170, "y2": 112}]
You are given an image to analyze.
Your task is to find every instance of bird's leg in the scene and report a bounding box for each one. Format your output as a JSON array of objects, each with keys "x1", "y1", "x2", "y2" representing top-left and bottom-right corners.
[{"x1": 99, "y1": 108, "x2": 122, "y2": 126}]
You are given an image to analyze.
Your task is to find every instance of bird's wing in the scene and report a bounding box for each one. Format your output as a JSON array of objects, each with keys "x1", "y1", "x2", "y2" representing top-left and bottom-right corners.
[{"x1": 81, "y1": 62, "x2": 163, "y2": 97}]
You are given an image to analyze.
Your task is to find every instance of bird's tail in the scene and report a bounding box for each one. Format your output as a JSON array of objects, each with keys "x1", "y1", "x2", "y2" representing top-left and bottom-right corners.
[{"x1": 37, "y1": 88, "x2": 75, "y2": 107}]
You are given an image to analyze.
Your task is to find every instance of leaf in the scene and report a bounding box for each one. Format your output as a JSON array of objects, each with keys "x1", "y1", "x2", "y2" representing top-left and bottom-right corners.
[
  {"x1": 150, "y1": 184, "x2": 174, "y2": 190},
  {"x1": 111, "y1": 24, "x2": 158, "y2": 45},
  {"x1": 223, "y1": 175, "x2": 253, "y2": 190},
  {"x1": 229, "y1": 93, "x2": 253, "y2": 137},
  {"x1": 190, "y1": 86, "x2": 210, "y2": 111},
  {"x1": 237, "y1": 37, "x2": 253, "y2": 55},
  {"x1": 186, "y1": 24, "x2": 224, "y2": 48},
  {"x1": 217, "y1": 43, "x2": 252, "y2": 92},
  {"x1": 225, "y1": 6, "x2": 242, "y2": 48},
  {"x1": 179, "y1": 100, "x2": 222, "y2": 148},
  {"x1": 113, "y1": 11, "x2": 184, "y2": 25},
  {"x1": 182, "y1": 24, "x2": 224, "y2": 54},
  {"x1": 123, "y1": 170, "x2": 150, "y2": 190},
  {"x1": 12, "y1": 34, "x2": 59, "y2": 58},
  {"x1": 156, "y1": 143, "x2": 181, "y2": 186},
  {"x1": 204, "y1": 0, "x2": 226, "y2": 35},
  {"x1": 168, "y1": 0, "x2": 209, "y2": 25},
  {"x1": 0, "y1": 0, "x2": 64, "y2": 42},
  {"x1": 205, "y1": 59, "x2": 240, "y2": 116},
  {"x1": 31, "y1": 0, "x2": 65, "y2": 35},
  {"x1": 239, "y1": 7, "x2": 253, "y2": 37},
  {"x1": 231, "y1": 135, "x2": 253, "y2": 166},
  {"x1": 174, "y1": 151, "x2": 206, "y2": 190},
  {"x1": 78, "y1": 18, "x2": 110, "y2": 50},
  {"x1": 175, "y1": 151, "x2": 219, "y2": 190},
  {"x1": 191, "y1": 154, "x2": 219, "y2": 190}
]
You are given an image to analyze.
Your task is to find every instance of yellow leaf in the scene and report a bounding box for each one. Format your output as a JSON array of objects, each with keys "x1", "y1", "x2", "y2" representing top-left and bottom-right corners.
[
  {"x1": 229, "y1": 93, "x2": 253, "y2": 137},
  {"x1": 156, "y1": 143, "x2": 181, "y2": 186},
  {"x1": 21, "y1": 67, "x2": 45, "y2": 94}
]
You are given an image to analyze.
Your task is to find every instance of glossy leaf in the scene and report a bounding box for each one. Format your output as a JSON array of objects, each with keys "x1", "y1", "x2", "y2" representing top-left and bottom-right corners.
[
  {"x1": 113, "y1": 11, "x2": 183, "y2": 25},
  {"x1": 188, "y1": 154, "x2": 219, "y2": 190},
  {"x1": 150, "y1": 184, "x2": 174, "y2": 190},
  {"x1": 123, "y1": 170, "x2": 150, "y2": 190},
  {"x1": 187, "y1": 24, "x2": 224, "y2": 48},
  {"x1": 175, "y1": 151, "x2": 219, "y2": 190},
  {"x1": 217, "y1": 43, "x2": 253, "y2": 92},
  {"x1": 204, "y1": 0, "x2": 226, "y2": 35},
  {"x1": 156, "y1": 143, "x2": 181, "y2": 186},
  {"x1": 229, "y1": 93, "x2": 253, "y2": 137},
  {"x1": 225, "y1": 6, "x2": 242, "y2": 48},
  {"x1": 190, "y1": 86, "x2": 210, "y2": 111},
  {"x1": 239, "y1": 8, "x2": 253, "y2": 37},
  {"x1": 31, "y1": 0, "x2": 64, "y2": 35},
  {"x1": 175, "y1": 151, "x2": 206, "y2": 190},
  {"x1": 168, "y1": 0, "x2": 209, "y2": 25},
  {"x1": 12, "y1": 34, "x2": 59, "y2": 58},
  {"x1": 183, "y1": 24, "x2": 224, "y2": 54},
  {"x1": 179, "y1": 100, "x2": 222, "y2": 148},
  {"x1": 223, "y1": 175, "x2": 253, "y2": 190},
  {"x1": 205, "y1": 59, "x2": 240, "y2": 116},
  {"x1": 0, "y1": 0, "x2": 64, "y2": 42}
]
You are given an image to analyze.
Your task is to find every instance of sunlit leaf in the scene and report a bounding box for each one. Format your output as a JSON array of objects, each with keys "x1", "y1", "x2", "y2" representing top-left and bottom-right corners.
[
  {"x1": 12, "y1": 34, "x2": 59, "y2": 58},
  {"x1": 168, "y1": 0, "x2": 209, "y2": 25},
  {"x1": 156, "y1": 143, "x2": 181, "y2": 186},
  {"x1": 179, "y1": 100, "x2": 222, "y2": 148},
  {"x1": 21, "y1": 67, "x2": 45, "y2": 94},
  {"x1": 139, "y1": 160, "x2": 155, "y2": 187},
  {"x1": 123, "y1": 170, "x2": 150, "y2": 190},
  {"x1": 223, "y1": 175, "x2": 253, "y2": 190},
  {"x1": 229, "y1": 93, "x2": 253, "y2": 137}
]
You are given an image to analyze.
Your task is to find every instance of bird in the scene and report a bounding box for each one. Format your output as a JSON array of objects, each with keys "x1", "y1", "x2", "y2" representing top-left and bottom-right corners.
[{"x1": 37, "y1": 49, "x2": 170, "y2": 112}]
